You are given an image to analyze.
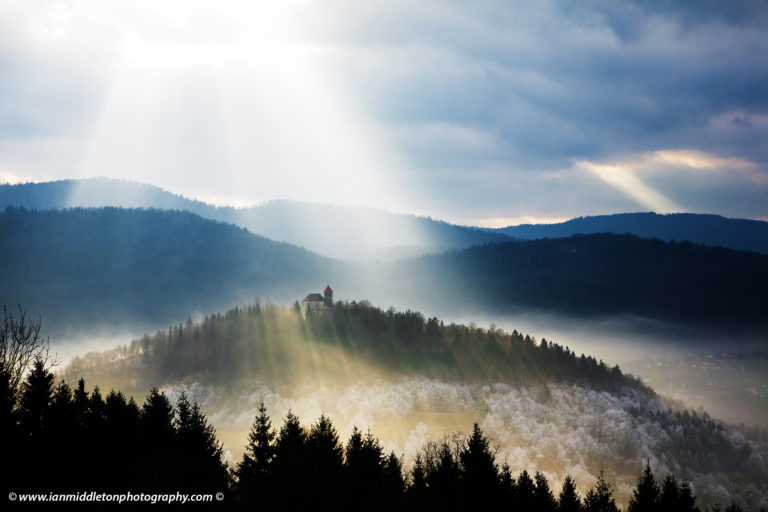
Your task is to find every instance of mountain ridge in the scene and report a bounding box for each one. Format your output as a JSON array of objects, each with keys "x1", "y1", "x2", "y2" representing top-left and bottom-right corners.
[
  {"x1": 2, "y1": 206, "x2": 766, "y2": 337},
  {"x1": 493, "y1": 212, "x2": 768, "y2": 254},
  {"x1": 0, "y1": 178, "x2": 511, "y2": 261}
]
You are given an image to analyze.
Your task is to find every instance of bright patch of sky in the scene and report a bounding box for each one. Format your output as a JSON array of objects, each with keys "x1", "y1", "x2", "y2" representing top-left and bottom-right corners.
[{"x1": 1, "y1": 0, "x2": 766, "y2": 226}]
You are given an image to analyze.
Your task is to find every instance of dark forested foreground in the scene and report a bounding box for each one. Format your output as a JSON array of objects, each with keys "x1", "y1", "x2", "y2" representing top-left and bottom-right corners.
[
  {"x1": 2, "y1": 361, "x2": 754, "y2": 511},
  {"x1": 65, "y1": 301, "x2": 644, "y2": 392}
]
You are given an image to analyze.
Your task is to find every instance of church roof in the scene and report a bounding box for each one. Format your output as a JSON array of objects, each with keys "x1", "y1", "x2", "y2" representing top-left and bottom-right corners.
[
  {"x1": 324, "y1": 285, "x2": 333, "y2": 293},
  {"x1": 302, "y1": 293, "x2": 325, "y2": 303}
]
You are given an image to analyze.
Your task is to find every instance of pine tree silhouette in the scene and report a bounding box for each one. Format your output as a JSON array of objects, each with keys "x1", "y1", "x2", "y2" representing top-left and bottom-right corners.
[
  {"x1": 382, "y1": 451, "x2": 405, "y2": 497},
  {"x1": 499, "y1": 463, "x2": 515, "y2": 504},
  {"x1": 272, "y1": 410, "x2": 309, "y2": 505},
  {"x1": 534, "y1": 471, "x2": 558, "y2": 512},
  {"x1": 658, "y1": 473, "x2": 681, "y2": 512},
  {"x1": 677, "y1": 480, "x2": 700, "y2": 512},
  {"x1": 459, "y1": 423, "x2": 499, "y2": 503},
  {"x1": 175, "y1": 392, "x2": 230, "y2": 493},
  {"x1": 140, "y1": 387, "x2": 176, "y2": 490},
  {"x1": 558, "y1": 475, "x2": 583, "y2": 512},
  {"x1": 17, "y1": 357, "x2": 54, "y2": 491},
  {"x1": 307, "y1": 414, "x2": 344, "y2": 503},
  {"x1": 344, "y1": 426, "x2": 384, "y2": 506},
  {"x1": 428, "y1": 440, "x2": 461, "y2": 505},
  {"x1": 628, "y1": 461, "x2": 660, "y2": 512},
  {"x1": 516, "y1": 470, "x2": 536, "y2": 510},
  {"x1": 18, "y1": 357, "x2": 53, "y2": 438},
  {"x1": 104, "y1": 389, "x2": 140, "y2": 489},
  {"x1": 235, "y1": 402, "x2": 275, "y2": 506},
  {"x1": 584, "y1": 470, "x2": 620, "y2": 512}
]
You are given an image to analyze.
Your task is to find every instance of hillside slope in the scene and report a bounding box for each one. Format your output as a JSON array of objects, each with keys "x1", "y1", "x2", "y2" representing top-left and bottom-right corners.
[
  {"x1": 0, "y1": 206, "x2": 344, "y2": 335},
  {"x1": 388, "y1": 234, "x2": 768, "y2": 327}
]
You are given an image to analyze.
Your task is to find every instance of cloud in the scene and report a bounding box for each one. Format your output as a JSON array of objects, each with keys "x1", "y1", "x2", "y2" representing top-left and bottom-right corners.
[
  {"x1": 576, "y1": 160, "x2": 682, "y2": 213},
  {"x1": 0, "y1": 1, "x2": 766, "y2": 221},
  {"x1": 572, "y1": 148, "x2": 768, "y2": 218}
]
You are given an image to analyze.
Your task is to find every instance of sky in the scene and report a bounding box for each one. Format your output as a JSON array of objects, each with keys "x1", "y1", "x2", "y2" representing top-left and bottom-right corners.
[{"x1": 0, "y1": 0, "x2": 766, "y2": 226}]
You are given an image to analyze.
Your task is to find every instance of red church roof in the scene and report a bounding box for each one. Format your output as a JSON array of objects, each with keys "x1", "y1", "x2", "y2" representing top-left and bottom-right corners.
[{"x1": 324, "y1": 285, "x2": 333, "y2": 293}]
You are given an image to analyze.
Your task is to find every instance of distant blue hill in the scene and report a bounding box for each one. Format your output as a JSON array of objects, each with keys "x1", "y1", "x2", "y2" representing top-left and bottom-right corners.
[
  {"x1": 0, "y1": 178, "x2": 510, "y2": 261},
  {"x1": 493, "y1": 213, "x2": 768, "y2": 253}
]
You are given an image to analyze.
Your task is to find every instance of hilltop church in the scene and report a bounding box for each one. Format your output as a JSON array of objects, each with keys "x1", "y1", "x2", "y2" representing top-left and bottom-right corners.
[{"x1": 301, "y1": 285, "x2": 333, "y2": 311}]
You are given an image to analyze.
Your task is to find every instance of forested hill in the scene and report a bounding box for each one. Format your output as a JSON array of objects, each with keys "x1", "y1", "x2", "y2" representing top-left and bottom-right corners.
[
  {"x1": 388, "y1": 234, "x2": 768, "y2": 327},
  {"x1": 494, "y1": 212, "x2": 768, "y2": 254},
  {"x1": 0, "y1": 206, "x2": 344, "y2": 335},
  {"x1": 0, "y1": 178, "x2": 511, "y2": 261},
  {"x1": 66, "y1": 301, "x2": 645, "y2": 395}
]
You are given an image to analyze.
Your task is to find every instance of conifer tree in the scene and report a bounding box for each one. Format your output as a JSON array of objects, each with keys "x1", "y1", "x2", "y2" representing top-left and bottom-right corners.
[
  {"x1": 307, "y1": 414, "x2": 344, "y2": 500},
  {"x1": 659, "y1": 474, "x2": 680, "y2": 512},
  {"x1": 345, "y1": 426, "x2": 386, "y2": 504},
  {"x1": 272, "y1": 410, "x2": 308, "y2": 504},
  {"x1": 678, "y1": 480, "x2": 700, "y2": 512},
  {"x1": 516, "y1": 470, "x2": 537, "y2": 510},
  {"x1": 428, "y1": 440, "x2": 461, "y2": 502},
  {"x1": 140, "y1": 387, "x2": 176, "y2": 489},
  {"x1": 73, "y1": 377, "x2": 89, "y2": 424},
  {"x1": 18, "y1": 357, "x2": 53, "y2": 437},
  {"x1": 628, "y1": 462, "x2": 660, "y2": 512},
  {"x1": 235, "y1": 402, "x2": 275, "y2": 505},
  {"x1": 459, "y1": 423, "x2": 499, "y2": 500},
  {"x1": 584, "y1": 470, "x2": 620, "y2": 512},
  {"x1": 345, "y1": 426, "x2": 364, "y2": 466},
  {"x1": 48, "y1": 382, "x2": 80, "y2": 490},
  {"x1": 17, "y1": 357, "x2": 54, "y2": 491},
  {"x1": 534, "y1": 471, "x2": 558, "y2": 512},
  {"x1": 104, "y1": 389, "x2": 140, "y2": 489},
  {"x1": 411, "y1": 453, "x2": 428, "y2": 494},
  {"x1": 175, "y1": 392, "x2": 230, "y2": 493},
  {"x1": 382, "y1": 451, "x2": 405, "y2": 496},
  {"x1": 499, "y1": 463, "x2": 515, "y2": 503},
  {"x1": 559, "y1": 475, "x2": 583, "y2": 512}
]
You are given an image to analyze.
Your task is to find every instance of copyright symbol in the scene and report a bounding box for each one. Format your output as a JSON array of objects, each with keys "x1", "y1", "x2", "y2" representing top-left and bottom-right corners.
[
  {"x1": 8, "y1": 492, "x2": 17, "y2": 501},
  {"x1": 215, "y1": 492, "x2": 224, "y2": 501}
]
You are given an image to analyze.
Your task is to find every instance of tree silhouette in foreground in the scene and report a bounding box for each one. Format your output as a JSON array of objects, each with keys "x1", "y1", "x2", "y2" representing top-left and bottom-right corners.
[
  {"x1": 584, "y1": 470, "x2": 620, "y2": 512},
  {"x1": 628, "y1": 461, "x2": 660, "y2": 512},
  {"x1": 234, "y1": 402, "x2": 275, "y2": 506},
  {"x1": 559, "y1": 475, "x2": 583, "y2": 512}
]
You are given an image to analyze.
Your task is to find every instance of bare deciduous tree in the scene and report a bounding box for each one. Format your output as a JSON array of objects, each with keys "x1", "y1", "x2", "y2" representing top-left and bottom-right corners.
[{"x1": 0, "y1": 305, "x2": 56, "y2": 393}]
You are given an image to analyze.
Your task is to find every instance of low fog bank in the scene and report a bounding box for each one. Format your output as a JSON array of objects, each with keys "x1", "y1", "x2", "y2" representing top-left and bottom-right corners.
[
  {"x1": 162, "y1": 377, "x2": 768, "y2": 510},
  {"x1": 50, "y1": 332, "x2": 141, "y2": 368},
  {"x1": 440, "y1": 310, "x2": 768, "y2": 428}
]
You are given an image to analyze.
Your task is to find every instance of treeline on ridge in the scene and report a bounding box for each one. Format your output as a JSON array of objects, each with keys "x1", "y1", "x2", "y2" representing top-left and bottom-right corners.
[
  {"x1": 66, "y1": 301, "x2": 644, "y2": 392},
  {"x1": 389, "y1": 233, "x2": 768, "y2": 326},
  {"x1": 2, "y1": 361, "x2": 752, "y2": 511}
]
